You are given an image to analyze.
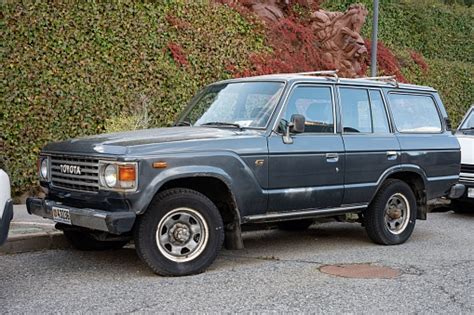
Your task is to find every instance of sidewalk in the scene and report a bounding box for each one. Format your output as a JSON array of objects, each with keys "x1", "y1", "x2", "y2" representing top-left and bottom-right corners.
[{"x1": 0, "y1": 205, "x2": 68, "y2": 254}]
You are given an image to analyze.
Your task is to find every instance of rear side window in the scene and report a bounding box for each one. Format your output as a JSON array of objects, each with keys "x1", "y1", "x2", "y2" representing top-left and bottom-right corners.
[
  {"x1": 369, "y1": 90, "x2": 390, "y2": 133},
  {"x1": 388, "y1": 93, "x2": 442, "y2": 133},
  {"x1": 339, "y1": 88, "x2": 390, "y2": 133}
]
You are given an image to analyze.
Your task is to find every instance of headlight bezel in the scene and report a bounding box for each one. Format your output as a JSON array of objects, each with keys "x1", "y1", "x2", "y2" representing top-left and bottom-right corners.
[
  {"x1": 98, "y1": 161, "x2": 138, "y2": 192},
  {"x1": 38, "y1": 156, "x2": 50, "y2": 182}
]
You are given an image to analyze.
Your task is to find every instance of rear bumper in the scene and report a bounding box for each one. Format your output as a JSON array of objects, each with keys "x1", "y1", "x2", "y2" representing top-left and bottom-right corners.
[
  {"x1": 0, "y1": 199, "x2": 13, "y2": 245},
  {"x1": 26, "y1": 198, "x2": 136, "y2": 235}
]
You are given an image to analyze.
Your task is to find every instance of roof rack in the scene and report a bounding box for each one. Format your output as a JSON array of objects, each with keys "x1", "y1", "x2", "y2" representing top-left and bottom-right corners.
[
  {"x1": 361, "y1": 75, "x2": 399, "y2": 87},
  {"x1": 293, "y1": 70, "x2": 339, "y2": 81}
]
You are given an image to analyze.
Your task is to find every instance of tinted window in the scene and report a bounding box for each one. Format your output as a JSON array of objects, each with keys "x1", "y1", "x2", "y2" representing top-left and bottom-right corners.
[
  {"x1": 369, "y1": 90, "x2": 390, "y2": 133},
  {"x1": 284, "y1": 86, "x2": 334, "y2": 133},
  {"x1": 340, "y1": 88, "x2": 372, "y2": 133},
  {"x1": 388, "y1": 93, "x2": 442, "y2": 133}
]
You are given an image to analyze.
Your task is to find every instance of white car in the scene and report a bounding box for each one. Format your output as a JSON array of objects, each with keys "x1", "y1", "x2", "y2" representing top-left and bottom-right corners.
[
  {"x1": 0, "y1": 168, "x2": 13, "y2": 245},
  {"x1": 453, "y1": 105, "x2": 474, "y2": 211}
]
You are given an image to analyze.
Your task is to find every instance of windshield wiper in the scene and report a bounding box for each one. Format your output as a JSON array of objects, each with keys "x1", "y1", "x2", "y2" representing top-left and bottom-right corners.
[
  {"x1": 174, "y1": 121, "x2": 192, "y2": 126},
  {"x1": 459, "y1": 127, "x2": 474, "y2": 131},
  {"x1": 201, "y1": 122, "x2": 242, "y2": 129}
]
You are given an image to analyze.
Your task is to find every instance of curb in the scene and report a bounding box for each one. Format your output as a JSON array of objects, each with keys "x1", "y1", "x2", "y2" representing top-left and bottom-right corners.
[{"x1": 0, "y1": 231, "x2": 69, "y2": 255}]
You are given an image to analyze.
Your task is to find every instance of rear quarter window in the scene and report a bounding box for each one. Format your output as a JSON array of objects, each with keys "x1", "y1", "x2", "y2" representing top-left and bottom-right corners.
[{"x1": 388, "y1": 93, "x2": 442, "y2": 133}]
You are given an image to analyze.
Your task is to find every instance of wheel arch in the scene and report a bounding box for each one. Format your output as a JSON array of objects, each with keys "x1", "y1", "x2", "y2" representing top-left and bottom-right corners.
[
  {"x1": 140, "y1": 168, "x2": 244, "y2": 250},
  {"x1": 370, "y1": 165, "x2": 428, "y2": 220}
]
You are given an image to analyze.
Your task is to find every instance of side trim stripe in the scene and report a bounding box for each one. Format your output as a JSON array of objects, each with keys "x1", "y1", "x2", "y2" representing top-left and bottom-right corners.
[{"x1": 243, "y1": 204, "x2": 367, "y2": 223}]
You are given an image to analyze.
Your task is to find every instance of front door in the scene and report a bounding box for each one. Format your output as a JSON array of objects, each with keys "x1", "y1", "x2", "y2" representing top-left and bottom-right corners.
[
  {"x1": 338, "y1": 87, "x2": 400, "y2": 204},
  {"x1": 267, "y1": 84, "x2": 344, "y2": 212}
]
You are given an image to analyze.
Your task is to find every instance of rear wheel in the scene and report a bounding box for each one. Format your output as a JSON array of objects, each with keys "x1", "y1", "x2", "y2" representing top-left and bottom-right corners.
[
  {"x1": 365, "y1": 179, "x2": 417, "y2": 245},
  {"x1": 277, "y1": 219, "x2": 314, "y2": 231},
  {"x1": 63, "y1": 230, "x2": 129, "y2": 251},
  {"x1": 134, "y1": 188, "x2": 224, "y2": 276}
]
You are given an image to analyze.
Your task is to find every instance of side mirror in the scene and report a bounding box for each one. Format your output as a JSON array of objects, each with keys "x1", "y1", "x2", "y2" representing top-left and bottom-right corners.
[
  {"x1": 290, "y1": 114, "x2": 305, "y2": 134},
  {"x1": 282, "y1": 114, "x2": 305, "y2": 144}
]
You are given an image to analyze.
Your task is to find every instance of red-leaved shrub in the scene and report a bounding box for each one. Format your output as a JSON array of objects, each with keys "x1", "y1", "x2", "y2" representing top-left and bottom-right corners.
[
  {"x1": 167, "y1": 42, "x2": 189, "y2": 67},
  {"x1": 410, "y1": 50, "x2": 429, "y2": 73},
  {"x1": 364, "y1": 40, "x2": 407, "y2": 82}
]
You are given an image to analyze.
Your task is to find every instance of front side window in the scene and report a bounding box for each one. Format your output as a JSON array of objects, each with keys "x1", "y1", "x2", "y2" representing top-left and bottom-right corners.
[
  {"x1": 283, "y1": 86, "x2": 334, "y2": 133},
  {"x1": 180, "y1": 82, "x2": 285, "y2": 128},
  {"x1": 388, "y1": 93, "x2": 442, "y2": 133}
]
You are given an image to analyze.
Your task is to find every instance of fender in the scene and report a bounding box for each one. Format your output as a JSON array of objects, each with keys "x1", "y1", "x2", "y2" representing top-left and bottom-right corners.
[
  {"x1": 368, "y1": 164, "x2": 428, "y2": 204},
  {"x1": 135, "y1": 165, "x2": 235, "y2": 215}
]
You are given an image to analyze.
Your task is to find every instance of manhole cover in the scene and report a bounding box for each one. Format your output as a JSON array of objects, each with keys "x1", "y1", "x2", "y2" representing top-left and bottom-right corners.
[{"x1": 320, "y1": 263, "x2": 400, "y2": 279}]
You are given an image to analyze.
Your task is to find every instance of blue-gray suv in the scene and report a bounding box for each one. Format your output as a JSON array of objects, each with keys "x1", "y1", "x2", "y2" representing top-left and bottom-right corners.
[{"x1": 27, "y1": 72, "x2": 464, "y2": 276}]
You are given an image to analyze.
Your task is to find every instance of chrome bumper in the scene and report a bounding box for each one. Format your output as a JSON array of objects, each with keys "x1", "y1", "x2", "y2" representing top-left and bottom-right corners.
[{"x1": 26, "y1": 198, "x2": 136, "y2": 235}]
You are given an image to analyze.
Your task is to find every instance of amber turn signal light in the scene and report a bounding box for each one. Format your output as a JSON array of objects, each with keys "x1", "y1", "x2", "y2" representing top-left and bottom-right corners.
[
  {"x1": 153, "y1": 161, "x2": 168, "y2": 169},
  {"x1": 118, "y1": 165, "x2": 136, "y2": 181}
]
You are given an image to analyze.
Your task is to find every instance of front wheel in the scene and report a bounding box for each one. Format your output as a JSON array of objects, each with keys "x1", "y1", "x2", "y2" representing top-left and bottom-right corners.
[
  {"x1": 134, "y1": 188, "x2": 224, "y2": 276},
  {"x1": 364, "y1": 179, "x2": 417, "y2": 245}
]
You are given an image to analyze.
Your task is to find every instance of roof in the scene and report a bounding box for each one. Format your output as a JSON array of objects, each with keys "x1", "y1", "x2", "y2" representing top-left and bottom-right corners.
[{"x1": 217, "y1": 71, "x2": 437, "y2": 92}]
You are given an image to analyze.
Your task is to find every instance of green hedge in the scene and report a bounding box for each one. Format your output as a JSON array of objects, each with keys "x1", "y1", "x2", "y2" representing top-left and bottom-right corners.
[
  {"x1": 1, "y1": 0, "x2": 472, "y2": 195},
  {"x1": 0, "y1": 1, "x2": 264, "y2": 195}
]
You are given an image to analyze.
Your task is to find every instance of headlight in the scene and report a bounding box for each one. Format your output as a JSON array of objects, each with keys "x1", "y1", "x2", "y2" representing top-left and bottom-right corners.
[
  {"x1": 99, "y1": 161, "x2": 137, "y2": 191},
  {"x1": 104, "y1": 164, "x2": 117, "y2": 187},
  {"x1": 39, "y1": 157, "x2": 49, "y2": 181}
]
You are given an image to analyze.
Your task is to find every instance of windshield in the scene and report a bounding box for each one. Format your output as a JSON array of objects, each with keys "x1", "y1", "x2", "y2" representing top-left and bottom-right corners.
[
  {"x1": 179, "y1": 82, "x2": 285, "y2": 128},
  {"x1": 459, "y1": 108, "x2": 474, "y2": 130}
]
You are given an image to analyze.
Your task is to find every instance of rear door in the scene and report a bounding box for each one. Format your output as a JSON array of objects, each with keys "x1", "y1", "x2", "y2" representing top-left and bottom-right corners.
[
  {"x1": 338, "y1": 87, "x2": 400, "y2": 204},
  {"x1": 267, "y1": 84, "x2": 345, "y2": 212}
]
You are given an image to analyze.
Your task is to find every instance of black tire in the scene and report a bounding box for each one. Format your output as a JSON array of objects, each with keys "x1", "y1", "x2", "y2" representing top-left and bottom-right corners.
[
  {"x1": 134, "y1": 188, "x2": 224, "y2": 276},
  {"x1": 64, "y1": 230, "x2": 129, "y2": 251},
  {"x1": 277, "y1": 219, "x2": 314, "y2": 231},
  {"x1": 365, "y1": 179, "x2": 417, "y2": 245}
]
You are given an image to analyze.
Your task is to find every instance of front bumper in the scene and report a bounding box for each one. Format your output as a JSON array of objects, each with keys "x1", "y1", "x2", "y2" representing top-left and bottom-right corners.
[{"x1": 26, "y1": 198, "x2": 136, "y2": 235}]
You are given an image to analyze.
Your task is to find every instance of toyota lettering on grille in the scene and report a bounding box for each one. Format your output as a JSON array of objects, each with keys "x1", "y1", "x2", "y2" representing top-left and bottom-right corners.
[{"x1": 59, "y1": 164, "x2": 82, "y2": 175}]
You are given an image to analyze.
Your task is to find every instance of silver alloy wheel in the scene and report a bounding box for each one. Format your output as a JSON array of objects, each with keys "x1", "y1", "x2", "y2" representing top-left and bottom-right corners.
[
  {"x1": 156, "y1": 207, "x2": 209, "y2": 262},
  {"x1": 384, "y1": 193, "x2": 410, "y2": 235}
]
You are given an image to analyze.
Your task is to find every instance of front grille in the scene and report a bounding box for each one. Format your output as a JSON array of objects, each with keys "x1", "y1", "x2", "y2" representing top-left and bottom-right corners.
[
  {"x1": 50, "y1": 155, "x2": 100, "y2": 192},
  {"x1": 460, "y1": 164, "x2": 474, "y2": 174},
  {"x1": 460, "y1": 164, "x2": 474, "y2": 184}
]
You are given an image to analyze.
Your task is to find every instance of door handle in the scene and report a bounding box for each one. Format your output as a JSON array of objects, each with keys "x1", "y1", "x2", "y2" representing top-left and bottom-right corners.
[
  {"x1": 326, "y1": 153, "x2": 339, "y2": 162},
  {"x1": 386, "y1": 151, "x2": 399, "y2": 160}
]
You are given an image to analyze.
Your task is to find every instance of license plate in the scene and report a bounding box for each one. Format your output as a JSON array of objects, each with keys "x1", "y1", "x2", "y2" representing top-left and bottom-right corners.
[
  {"x1": 468, "y1": 188, "x2": 474, "y2": 198},
  {"x1": 52, "y1": 206, "x2": 71, "y2": 225}
]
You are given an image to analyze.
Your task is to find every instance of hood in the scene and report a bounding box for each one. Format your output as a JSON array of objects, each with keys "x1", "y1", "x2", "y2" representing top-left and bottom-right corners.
[
  {"x1": 456, "y1": 135, "x2": 474, "y2": 165},
  {"x1": 43, "y1": 127, "x2": 245, "y2": 155}
]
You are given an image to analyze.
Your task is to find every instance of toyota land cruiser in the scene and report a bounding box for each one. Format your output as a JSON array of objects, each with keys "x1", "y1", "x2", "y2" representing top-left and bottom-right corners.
[{"x1": 27, "y1": 71, "x2": 464, "y2": 276}]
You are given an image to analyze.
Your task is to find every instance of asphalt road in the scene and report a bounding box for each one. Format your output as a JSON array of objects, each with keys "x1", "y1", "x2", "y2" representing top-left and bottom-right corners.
[{"x1": 1, "y1": 211, "x2": 473, "y2": 313}]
